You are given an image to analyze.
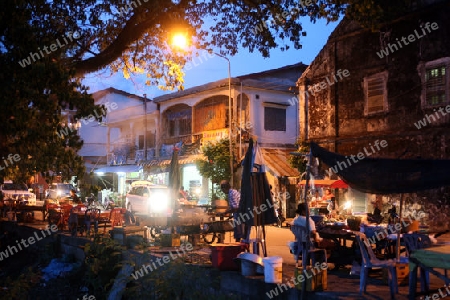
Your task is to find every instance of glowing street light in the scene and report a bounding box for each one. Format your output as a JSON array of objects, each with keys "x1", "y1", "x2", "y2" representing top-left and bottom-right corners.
[{"x1": 171, "y1": 33, "x2": 189, "y2": 50}]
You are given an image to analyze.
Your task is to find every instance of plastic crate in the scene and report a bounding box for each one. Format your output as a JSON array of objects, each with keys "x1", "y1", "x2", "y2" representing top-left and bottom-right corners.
[
  {"x1": 210, "y1": 243, "x2": 242, "y2": 271},
  {"x1": 161, "y1": 234, "x2": 181, "y2": 247}
]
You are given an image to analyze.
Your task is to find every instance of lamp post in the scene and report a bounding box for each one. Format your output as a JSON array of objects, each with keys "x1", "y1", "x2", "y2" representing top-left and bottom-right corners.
[
  {"x1": 211, "y1": 52, "x2": 233, "y2": 187},
  {"x1": 170, "y1": 33, "x2": 234, "y2": 186},
  {"x1": 143, "y1": 94, "x2": 148, "y2": 161}
]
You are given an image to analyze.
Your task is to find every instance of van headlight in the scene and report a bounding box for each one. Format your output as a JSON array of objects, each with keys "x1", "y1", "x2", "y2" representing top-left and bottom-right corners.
[{"x1": 149, "y1": 192, "x2": 169, "y2": 212}]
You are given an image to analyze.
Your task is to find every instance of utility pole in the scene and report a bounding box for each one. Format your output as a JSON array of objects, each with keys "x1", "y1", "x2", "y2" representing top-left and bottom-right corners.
[{"x1": 143, "y1": 94, "x2": 147, "y2": 160}]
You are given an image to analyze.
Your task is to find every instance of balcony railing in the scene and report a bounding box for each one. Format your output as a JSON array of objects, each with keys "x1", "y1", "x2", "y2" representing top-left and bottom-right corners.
[{"x1": 107, "y1": 153, "x2": 127, "y2": 165}]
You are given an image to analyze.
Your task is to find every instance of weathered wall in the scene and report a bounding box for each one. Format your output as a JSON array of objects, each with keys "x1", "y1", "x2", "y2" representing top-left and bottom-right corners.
[
  {"x1": 301, "y1": 2, "x2": 450, "y2": 160},
  {"x1": 298, "y1": 2, "x2": 450, "y2": 220}
]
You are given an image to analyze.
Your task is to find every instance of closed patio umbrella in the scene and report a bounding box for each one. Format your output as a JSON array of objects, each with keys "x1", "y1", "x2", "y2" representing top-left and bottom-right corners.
[
  {"x1": 239, "y1": 138, "x2": 277, "y2": 256},
  {"x1": 168, "y1": 147, "x2": 181, "y2": 216}
]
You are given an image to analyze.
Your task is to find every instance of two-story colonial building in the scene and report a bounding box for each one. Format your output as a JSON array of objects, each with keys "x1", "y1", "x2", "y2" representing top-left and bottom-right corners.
[
  {"x1": 140, "y1": 62, "x2": 307, "y2": 217},
  {"x1": 81, "y1": 63, "x2": 308, "y2": 217}
]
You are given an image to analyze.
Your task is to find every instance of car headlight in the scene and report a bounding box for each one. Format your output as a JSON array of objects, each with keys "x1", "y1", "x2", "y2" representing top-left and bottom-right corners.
[{"x1": 149, "y1": 192, "x2": 169, "y2": 212}]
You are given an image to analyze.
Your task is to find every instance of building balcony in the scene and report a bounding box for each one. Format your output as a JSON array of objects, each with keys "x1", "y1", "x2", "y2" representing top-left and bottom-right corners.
[{"x1": 161, "y1": 133, "x2": 202, "y2": 146}]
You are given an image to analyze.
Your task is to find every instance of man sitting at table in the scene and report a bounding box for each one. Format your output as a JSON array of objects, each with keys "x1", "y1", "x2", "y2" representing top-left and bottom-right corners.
[
  {"x1": 367, "y1": 199, "x2": 383, "y2": 224},
  {"x1": 290, "y1": 203, "x2": 335, "y2": 252}
]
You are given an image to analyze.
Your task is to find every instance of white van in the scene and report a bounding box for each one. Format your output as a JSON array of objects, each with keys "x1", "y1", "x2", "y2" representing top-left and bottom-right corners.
[{"x1": 125, "y1": 181, "x2": 170, "y2": 216}]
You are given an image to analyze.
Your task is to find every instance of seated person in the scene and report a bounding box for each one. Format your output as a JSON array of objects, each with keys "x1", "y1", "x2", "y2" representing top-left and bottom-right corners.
[
  {"x1": 290, "y1": 203, "x2": 335, "y2": 251},
  {"x1": 367, "y1": 201, "x2": 382, "y2": 224}
]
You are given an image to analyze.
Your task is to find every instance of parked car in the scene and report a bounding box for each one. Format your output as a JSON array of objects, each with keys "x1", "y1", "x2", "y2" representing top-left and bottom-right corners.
[
  {"x1": 46, "y1": 183, "x2": 76, "y2": 200},
  {"x1": 125, "y1": 181, "x2": 169, "y2": 215},
  {"x1": 0, "y1": 181, "x2": 36, "y2": 206}
]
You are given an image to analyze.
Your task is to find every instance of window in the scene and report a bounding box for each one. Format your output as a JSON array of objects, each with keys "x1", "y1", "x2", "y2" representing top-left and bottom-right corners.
[
  {"x1": 264, "y1": 106, "x2": 286, "y2": 131},
  {"x1": 418, "y1": 57, "x2": 450, "y2": 107},
  {"x1": 169, "y1": 120, "x2": 176, "y2": 137},
  {"x1": 178, "y1": 118, "x2": 192, "y2": 135},
  {"x1": 364, "y1": 71, "x2": 388, "y2": 115},
  {"x1": 146, "y1": 131, "x2": 155, "y2": 148},
  {"x1": 139, "y1": 132, "x2": 155, "y2": 148},
  {"x1": 138, "y1": 135, "x2": 144, "y2": 149},
  {"x1": 167, "y1": 108, "x2": 192, "y2": 137}
]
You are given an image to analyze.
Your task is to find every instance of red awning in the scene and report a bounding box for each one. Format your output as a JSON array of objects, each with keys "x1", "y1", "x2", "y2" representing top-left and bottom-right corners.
[
  {"x1": 299, "y1": 179, "x2": 348, "y2": 189},
  {"x1": 330, "y1": 179, "x2": 349, "y2": 189}
]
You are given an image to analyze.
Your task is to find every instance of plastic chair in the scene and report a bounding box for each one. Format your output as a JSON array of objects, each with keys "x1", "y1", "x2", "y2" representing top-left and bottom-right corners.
[
  {"x1": 110, "y1": 208, "x2": 124, "y2": 229},
  {"x1": 100, "y1": 208, "x2": 124, "y2": 234},
  {"x1": 46, "y1": 204, "x2": 62, "y2": 228},
  {"x1": 403, "y1": 233, "x2": 432, "y2": 292},
  {"x1": 354, "y1": 231, "x2": 398, "y2": 298},
  {"x1": 59, "y1": 204, "x2": 73, "y2": 231},
  {"x1": 66, "y1": 205, "x2": 89, "y2": 236},
  {"x1": 290, "y1": 225, "x2": 327, "y2": 268},
  {"x1": 85, "y1": 208, "x2": 101, "y2": 237},
  {"x1": 68, "y1": 206, "x2": 81, "y2": 236}
]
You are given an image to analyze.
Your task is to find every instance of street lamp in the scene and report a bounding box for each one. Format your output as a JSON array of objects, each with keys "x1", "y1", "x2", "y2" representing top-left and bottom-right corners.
[
  {"x1": 143, "y1": 94, "x2": 148, "y2": 161},
  {"x1": 210, "y1": 51, "x2": 233, "y2": 187},
  {"x1": 171, "y1": 35, "x2": 234, "y2": 186}
]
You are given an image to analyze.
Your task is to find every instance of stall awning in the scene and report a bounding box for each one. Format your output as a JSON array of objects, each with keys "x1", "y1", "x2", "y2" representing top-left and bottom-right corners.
[
  {"x1": 261, "y1": 148, "x2": 300, "y2": 178},
  {"x1": 310, "y1": 142, "x2": 450, "y2": 194},
  {"x1": 299, "y1": 179, "x2": 336, "y2": 186},
  {"x1": 94, "y1": 165, "x2": 142, "y2": 174}
]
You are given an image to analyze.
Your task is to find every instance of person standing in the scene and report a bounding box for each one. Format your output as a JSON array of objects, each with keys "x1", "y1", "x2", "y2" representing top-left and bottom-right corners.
[
  {"x1": 220, "y1": 180, "x2": 245, "y2": 242},
  {"x1": 179, "y1": 186, "x2": 188, "y2": 199}
]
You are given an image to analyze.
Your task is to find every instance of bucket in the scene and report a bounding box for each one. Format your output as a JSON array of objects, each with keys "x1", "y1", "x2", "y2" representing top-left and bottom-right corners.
[{"x1": 262, "y1": 256, "x2": 283, "y2": 283}]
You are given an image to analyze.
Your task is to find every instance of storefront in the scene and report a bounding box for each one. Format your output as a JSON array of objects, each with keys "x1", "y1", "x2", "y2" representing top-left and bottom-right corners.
[{"x1": 94, "y1": 165, "x2": 142, "y2": 196}]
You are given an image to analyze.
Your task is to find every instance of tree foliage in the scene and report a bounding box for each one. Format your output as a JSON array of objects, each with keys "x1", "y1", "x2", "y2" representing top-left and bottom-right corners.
[
  {"x1": 0, "y1": 0, "x2": 421, "y2": 183},
  {"x1": 3, "y1": 0, "x2": 421, "y2": 89},
  {"x1": 196, "y1": 138, "x2": 231, "y2": 185},
  {"x1": 288, "y1": 141, "x2": 309, "y2": 174}
]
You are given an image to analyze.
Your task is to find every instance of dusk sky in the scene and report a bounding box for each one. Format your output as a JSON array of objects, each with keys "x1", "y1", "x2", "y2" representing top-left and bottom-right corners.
[{"x1": 82, "y1": 18, "x2": 340, "y2": 99}]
